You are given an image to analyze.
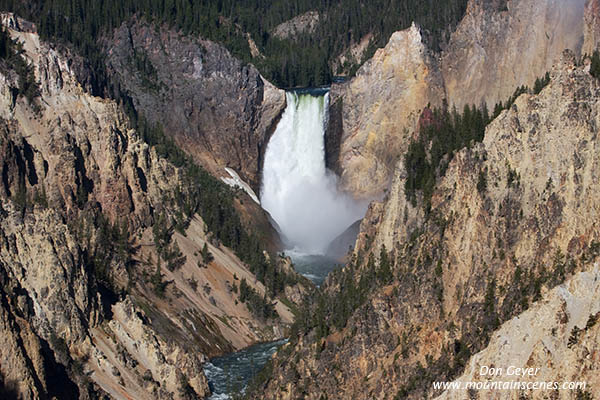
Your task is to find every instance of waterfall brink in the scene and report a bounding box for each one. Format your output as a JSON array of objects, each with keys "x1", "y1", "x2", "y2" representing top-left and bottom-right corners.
[{"x1": 261, "y1": 90, "x2": 366, "y2": 255}]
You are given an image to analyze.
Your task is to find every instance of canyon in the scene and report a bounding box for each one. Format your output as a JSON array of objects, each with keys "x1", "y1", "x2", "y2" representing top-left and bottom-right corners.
[{"x1": 3, "y1": 0, "x2": 600, "y2": 398}]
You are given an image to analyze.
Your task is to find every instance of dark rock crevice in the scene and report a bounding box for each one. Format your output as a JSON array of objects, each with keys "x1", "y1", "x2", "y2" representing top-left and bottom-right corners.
[
  {"x1": 256, "y1": 101, "x2": 286, "y2": 195},
  {"x1": 324, "y1": 95, "x2": 344, "y2": 177}
]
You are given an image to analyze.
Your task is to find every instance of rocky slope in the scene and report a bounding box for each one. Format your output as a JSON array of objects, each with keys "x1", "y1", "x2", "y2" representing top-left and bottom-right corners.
[
  {"x1": 436, "y1": 266, "x2": 600, "y2": 400},
  {"x1": 256, "y1": 51, "x2": 600, "y2": 399},
  {"x1": 0, "y1": 15, "x2": 306, "y2": 399},
  {"x1": 271, "y1": 11, "x2": 321, "y2": 40},
  {"x1": 104, "y1": 19, "x2": 286, "y2": 193},
  {"x1": 330, "y1": 33, "x2": 373, "y2": 76}
]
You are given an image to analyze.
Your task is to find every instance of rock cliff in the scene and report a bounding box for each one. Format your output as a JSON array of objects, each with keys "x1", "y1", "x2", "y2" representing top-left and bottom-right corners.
[
  {"x1": 104, "y1": 19, "x2": 286, "y2": 192},
  {"x1": 332, "y1": 0, "x2": 589, "y2": 200},
  {"x1": 436, "y1": 266, "x2": 600, "y2": 400},
  {"x1": 256, "y1": 51, "x2": 600, "y2": 399},
  {"x1": 584, "y1": 0, "x2": 600, "y2": 54},
  {"x1": 442, "y1": 0, "x2": 586, "y2": 110},
  {"x1": 271, "y1": 11, "x2": 321, "y2": 40},
  {"x1": 0, "y1": 15, "x2": 306, "y2": 399},
  {"x1": 333, "y1": 24, "x2": 445, "y2": 199}
]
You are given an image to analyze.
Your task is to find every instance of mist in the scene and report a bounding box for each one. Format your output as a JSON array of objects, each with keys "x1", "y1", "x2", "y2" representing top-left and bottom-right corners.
[{"x1": 261, "y1": 91, "x2": 367, "y2": 255}]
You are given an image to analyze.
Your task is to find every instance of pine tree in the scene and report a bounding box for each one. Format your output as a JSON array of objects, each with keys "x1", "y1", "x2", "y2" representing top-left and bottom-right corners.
[
  {"x1": 591, "y1": 50, "x2": 600, "y2": 79},
  {"x1": 377, "y1": 245, "x2": 392, "y2": 284},
  {"x1": 151, "y1": 260, "x2": 167, "y2": 297},
  {"x1": 201, "y1": 242, "x2": 214, "y2": 264}
]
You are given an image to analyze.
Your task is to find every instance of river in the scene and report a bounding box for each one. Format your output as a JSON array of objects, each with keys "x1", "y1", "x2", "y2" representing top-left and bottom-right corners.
[
  {"x1": 203, "y1": 339, "x2": 287, "y2": 399},
  {"x1": 203, "y1": 88, "x2": 362, "y2": 399}
]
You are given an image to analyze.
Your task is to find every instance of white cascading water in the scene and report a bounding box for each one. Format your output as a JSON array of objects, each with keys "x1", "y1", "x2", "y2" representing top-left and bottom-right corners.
[{"x1": 261, "y1": 91, "x2": 366, "y2": 255}]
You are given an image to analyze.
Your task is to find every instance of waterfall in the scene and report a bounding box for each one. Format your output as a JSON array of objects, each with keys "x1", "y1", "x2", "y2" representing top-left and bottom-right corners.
[{"x1": 261, "y1": 90, "x2": 366, "y2": 255}]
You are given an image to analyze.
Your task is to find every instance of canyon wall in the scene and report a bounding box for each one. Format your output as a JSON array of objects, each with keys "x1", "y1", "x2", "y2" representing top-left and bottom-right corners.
[
  {"x1": 584, "y1": 0, "x2": 600, "y2": 54},
  {"x1": 104, "y1": 20, "x2": 286, "y2": 192},
  {"x1": 437, "y1": 266, "x2": 600, "y2": 400},
  {"x1": 333, "y1": 0, "x2": 590, "y2": 200},
  {"x1": 0, "y1": 15, "x2": 306, "y2": 399},
  {"x1": 257, "y1": 50, "x2": 600, "y2": 399},
  {"x1": 333, "y1": 24, "x2": 445, "y2": 199},
  {"x1": 442, "y1": 0, "x2": 586, "y2": 111}
]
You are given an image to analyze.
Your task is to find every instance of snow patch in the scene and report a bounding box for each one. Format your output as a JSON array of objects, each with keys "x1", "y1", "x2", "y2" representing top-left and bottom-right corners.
[{"x1": 221, "y1": 167, "x2": 260, "y2": 205}]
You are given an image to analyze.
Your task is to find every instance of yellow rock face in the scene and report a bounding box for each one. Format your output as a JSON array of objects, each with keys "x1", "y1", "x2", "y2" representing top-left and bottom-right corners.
[{"x1": 334, "y1": 23, "x2": 445, "y2": 200}]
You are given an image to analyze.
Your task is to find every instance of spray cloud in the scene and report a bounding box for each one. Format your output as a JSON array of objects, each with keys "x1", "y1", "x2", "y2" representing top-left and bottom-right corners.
[{"x1": 261, "y1": 91, "x2": 367, "y2": 255}]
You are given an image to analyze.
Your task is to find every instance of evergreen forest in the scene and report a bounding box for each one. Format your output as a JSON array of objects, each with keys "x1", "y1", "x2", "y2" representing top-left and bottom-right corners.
[{"x1": 0, "y1": 0, "x2": 473, "y2": 88}]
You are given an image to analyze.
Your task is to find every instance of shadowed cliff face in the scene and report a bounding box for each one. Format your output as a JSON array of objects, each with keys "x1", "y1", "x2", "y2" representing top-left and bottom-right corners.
[
  {"x1": 104, "y1": 20, "x2": 286, "y2": 192},
  {"x1": 103, "y1": 19, "x2": 286, "y2": 253},
  {"x1": 256, "y1": 52, "x2": 600, "y2": 399},
  {"x1": 442, "y1": 0, "x2": 586, "y2": 111}
]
